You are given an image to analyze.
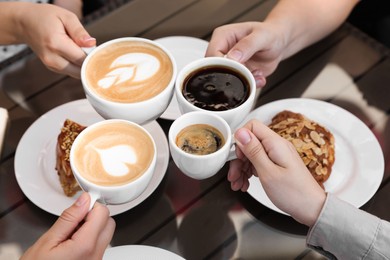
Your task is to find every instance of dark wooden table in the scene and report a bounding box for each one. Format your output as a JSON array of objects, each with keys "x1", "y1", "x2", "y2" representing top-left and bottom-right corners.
[{"x1": 1, "y1": 0, "x2": 390, "y2": 259}]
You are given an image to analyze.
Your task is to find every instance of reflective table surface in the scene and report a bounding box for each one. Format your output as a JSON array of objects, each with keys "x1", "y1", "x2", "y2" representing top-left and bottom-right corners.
[{"x1": 1, "y1": 0, "x2": 390, "y2": 259}]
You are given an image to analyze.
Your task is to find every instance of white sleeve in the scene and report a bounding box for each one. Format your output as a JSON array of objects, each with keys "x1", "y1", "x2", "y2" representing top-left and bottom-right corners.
[{"x1": 306, "y1": 193, "x2": 390, "y2": 259}]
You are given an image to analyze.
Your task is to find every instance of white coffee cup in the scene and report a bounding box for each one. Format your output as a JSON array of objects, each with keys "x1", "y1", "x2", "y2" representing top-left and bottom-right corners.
[
  {"x1": 70, "y1": 119, "x2": 157, "y2": 210},
  {"x1": 169, "y1": 111, "x2": 236, "y2": 179},
  {"x1": 175, "y1": 57, "x2": 256, "y2": 130},
  {"x1": 81, "y1": 37, "x2": 177, "y2": 125}
]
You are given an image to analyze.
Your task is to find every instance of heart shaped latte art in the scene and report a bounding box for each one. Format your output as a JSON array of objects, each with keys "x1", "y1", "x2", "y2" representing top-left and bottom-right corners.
[
  {"x1": 97, "y1": 53, "x2": 160, "y2": 89},
  {"x1": 95, "y1": 145, "x2": 137, "y2": 176}
]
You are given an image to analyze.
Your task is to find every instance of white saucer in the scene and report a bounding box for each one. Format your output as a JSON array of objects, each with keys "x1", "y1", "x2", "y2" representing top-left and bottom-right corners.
[
  {"x1": 103, "y1": 245, "x2": 184, "y2": 260},
  {"x1": 155, "y1": 36, "x2": 209, "y2": 120},
  {"x1": 14, "y1": 99, "x2": 169, "y2": 216},
  {"x1": 245, "y1": 98, "x2": 384, "y2": 215},
  {"x1": 0, "y1": 107, "x2": 8, "y2": 154}
]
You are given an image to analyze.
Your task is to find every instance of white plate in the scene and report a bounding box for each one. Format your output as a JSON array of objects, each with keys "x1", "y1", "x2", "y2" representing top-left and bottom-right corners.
[
  {"x1": 103, "y1": 245, "x2": 184, "y2": 260},
  {"x1": 245, "y1": 98, "x2": 384, "y2": 215},
  {"x1": 155, "y1": 36, "x2": 209, "y2": 120},
  {"x1": 0, "y1": 107, "x2": 8, "y2": 154},
  {"x1": 14, "y1": 99, "x2": 169, "y2": 216}
]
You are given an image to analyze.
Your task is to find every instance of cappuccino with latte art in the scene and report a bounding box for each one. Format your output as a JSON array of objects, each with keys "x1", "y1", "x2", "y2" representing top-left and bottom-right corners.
[
  {"x1": 81, "y1": 37, "x2": 177, "y2": 125},
  {"x1": 85, "y1": 41, "x2": 173, "y2": 103},
  {"x1": 71, "y1": 120, "x2": 155, "y2": 187}
]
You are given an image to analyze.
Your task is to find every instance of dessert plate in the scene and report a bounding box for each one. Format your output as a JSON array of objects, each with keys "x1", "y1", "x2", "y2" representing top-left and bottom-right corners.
[
  {"x1": 103, "y1": 245, "x2": 184, "y2": 260},
  {"x1": 155, "y1": 36, "x2": 209, "y2": 120},
  {"x1": 244, "y1": 98, "x2": 384, "y2": 215},
  {"x1": 14, "y1": 99, "x2": 169, "y2": 216}
]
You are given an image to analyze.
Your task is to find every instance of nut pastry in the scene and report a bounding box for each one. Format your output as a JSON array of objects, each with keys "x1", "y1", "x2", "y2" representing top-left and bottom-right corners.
[
  {"x1": 55, "y1": 119, "x2": 86, "y2": 196},
  {"x1": 268, "y1": 110, "x2": 335, "y2": 188}
]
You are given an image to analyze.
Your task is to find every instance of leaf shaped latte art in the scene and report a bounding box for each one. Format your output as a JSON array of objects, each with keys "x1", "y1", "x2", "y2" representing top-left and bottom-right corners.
[
  {"x1": 95, "y1": 145, "x2": 137, "y2": 176},
  {"x1": 97, "y1": 53, "x2": 160, "y2": 89}
]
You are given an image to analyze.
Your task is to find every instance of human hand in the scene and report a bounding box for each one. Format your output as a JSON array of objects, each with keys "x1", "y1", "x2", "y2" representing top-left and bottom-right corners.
[
  {"x1": 21, "y1": 192, "x2": 115, "y2": 260},
  {"x1": 53, "y1": 0, "x2": 83, "y2": 19},
  {"x1": 228, "y1": 120, "x2": 326, "y2": 226},
  {"x1": 15, "y1": 3, "x2": 96, "y2": 78},
  {"x1": 206, "y1": 22, "x2": 286, "y2": 88}
]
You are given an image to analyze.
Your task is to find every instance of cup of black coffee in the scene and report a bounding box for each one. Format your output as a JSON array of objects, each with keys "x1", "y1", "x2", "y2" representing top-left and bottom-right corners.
[
  {"x1": 169, "y1": 111, "x2": 236, "y2": 179},
  {"x1": 175, "y1": 57, "x2": 256, "y2": 129}
]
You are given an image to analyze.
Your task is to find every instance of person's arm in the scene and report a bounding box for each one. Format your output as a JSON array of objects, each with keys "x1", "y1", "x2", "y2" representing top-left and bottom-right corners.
[
  {"x1": 0, "y1": 2, "x2": 95, "y2": 78},
  {"x1": 308, "y1": 194, "x2": 390, "y2": 259},
  {"x1": 53, "y1": 0, "x2": 83, "y2": 19},
  {"x1": 21, "y1": 193, "x2": 115, "y2": 260},
  {"x1": 263, "y1": 0, "x2": 358, "y2": 60},
  {"x1": 206, "y1": 0, "x2": 359, "y2": 88}
]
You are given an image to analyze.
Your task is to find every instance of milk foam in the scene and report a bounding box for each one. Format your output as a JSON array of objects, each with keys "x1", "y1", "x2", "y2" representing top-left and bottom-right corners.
[
  {"x1": 95, "y1": 145, "x2": 137, "y2": 177},
  {"x1": 85, "y1": 40, "x2": 173, "y2": 103},
  {"x1": 97, "y1": 53, "x2": 160, "y2": 89},
  {"x1": 73, "y1": 121, "x2": 155, "y2": 186}
]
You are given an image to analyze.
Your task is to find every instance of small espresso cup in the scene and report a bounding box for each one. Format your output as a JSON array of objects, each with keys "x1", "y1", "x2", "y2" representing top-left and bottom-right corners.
[
  {"x1": 81, "y1": 37, "x2": 177, "y2": 125},
  {"x1": 70, "y1": 119, "x2": 157, "y2": 210},
  {"x1": 175, "y1": 57, "x2": 256, "y2": 130},
  {"x1": 169, "y1": 111, "x2": 236, "y2": 179}
]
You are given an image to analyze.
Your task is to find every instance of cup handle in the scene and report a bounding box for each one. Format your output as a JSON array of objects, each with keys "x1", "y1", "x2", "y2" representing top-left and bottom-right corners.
[
  {"x1": 82, "y1": 46, "x2": 96, "y2": 55},
  {"x1": 87, "y1": 192, "x2": 100, "y2": 211},
  {"x1": 227, "y1": 137, "x2": 237, "y2": 161}
]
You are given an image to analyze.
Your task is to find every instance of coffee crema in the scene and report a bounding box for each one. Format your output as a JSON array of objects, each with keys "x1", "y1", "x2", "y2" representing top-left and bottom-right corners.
[
  {"x1": 182, "y1": 66, "x2": 249, "y2": 111},
  {"x1": 85, "y1": 40, "x2": 173, "y2": 103},
  {"x1": 176, "y1": 124, "x2": 225, "y2": 155},
  {"x1": 72, "y1": 122, "x2": 155, "y2": 186}
]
